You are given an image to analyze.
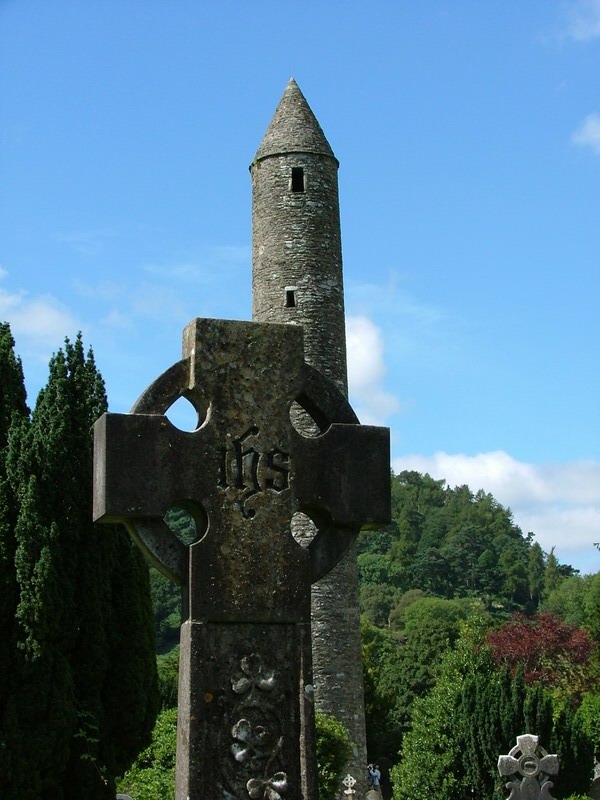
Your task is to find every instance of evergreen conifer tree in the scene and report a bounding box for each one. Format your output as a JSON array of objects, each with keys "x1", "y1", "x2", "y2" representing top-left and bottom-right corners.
[
  {"x1": 0, "y1": 323, "x2": 30, "y2": 777},
  {"x1": 527, "y1": 542, "x2": 545, "y2": 607},
  {"x1": 543, "y1": 548, "x2": 561, "y2": 599},
  {"x1": 0, "y1": 323, "x2": 29, "y2": 445},
  {"x1": 523, "y1": 682, "x2": 552, "y2": 746},
  {"x1": 551, "y1": 702, "x2": 594, "y2": 798},
  {"x1": 0, "y1": 334, "x2": 158, "y2": 799}
]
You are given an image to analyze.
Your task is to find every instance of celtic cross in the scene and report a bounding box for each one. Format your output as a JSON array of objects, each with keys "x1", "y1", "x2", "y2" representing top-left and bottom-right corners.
[
  {"x1": 498, "y1": 734, "x2": 559, "y2": 800},
  {"x1": 93, "y1": 318, "x2": 390, "y2": 800}
]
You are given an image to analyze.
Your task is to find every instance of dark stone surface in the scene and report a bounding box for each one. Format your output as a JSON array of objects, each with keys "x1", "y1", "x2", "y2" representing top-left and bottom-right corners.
[
  {"x1": 176, "y1": 621, "x2": 314, "y2": 800},
  {"x1": 95, "y1": 319, "x2": 389, "y2": 620},
  {"x1": 93, "y1": 317, "x2": 390, "y2": 800}
]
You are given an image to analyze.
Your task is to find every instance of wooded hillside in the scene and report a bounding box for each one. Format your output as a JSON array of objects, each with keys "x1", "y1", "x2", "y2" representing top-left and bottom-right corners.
[{"x1": 360, "y1": 471, "x2": 599, "y2": 799}]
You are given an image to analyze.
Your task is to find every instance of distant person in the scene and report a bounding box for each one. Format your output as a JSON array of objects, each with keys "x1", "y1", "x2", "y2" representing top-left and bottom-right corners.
[{"x1": 368, "y1": 763, "x2": 382, "y2": 797}]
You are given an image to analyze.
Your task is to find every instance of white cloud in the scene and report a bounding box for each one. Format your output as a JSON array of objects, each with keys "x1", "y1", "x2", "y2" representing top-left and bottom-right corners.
[
  {"x1": 392, "y1": 451, "x2": 600, "y2": 570},
  {"x1": 346, "y1": 315, "x2": 401, "y2": 425},
  {"x1": 0, "y1": 285, "x2": 80, "y2": 354},
  {"x1": 572, "y1": 113, "x2": 600, "y2": 155},
  {"x1": 565, "y1": 0, "x2": 600, "y2": 41},
  {"x1": 518, "y1": 506, "x2": 600, "y2": 553},
  {"x1": 345, "y1": 275, "x2": 463, "y2": 383},
  {"x1": 347, "y1": 315, "x2": 385, "y2": 389}
]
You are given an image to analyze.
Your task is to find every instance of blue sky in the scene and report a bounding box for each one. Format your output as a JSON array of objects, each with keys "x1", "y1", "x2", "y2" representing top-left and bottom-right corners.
[{"x1": 1, "y1": 1, "x2": 599, "y2": 573}]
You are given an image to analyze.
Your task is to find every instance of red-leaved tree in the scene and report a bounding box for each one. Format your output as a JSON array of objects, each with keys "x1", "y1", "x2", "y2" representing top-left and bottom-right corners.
[{"x1": 486, "y1": 611, "x2": 593, "y2": 688}]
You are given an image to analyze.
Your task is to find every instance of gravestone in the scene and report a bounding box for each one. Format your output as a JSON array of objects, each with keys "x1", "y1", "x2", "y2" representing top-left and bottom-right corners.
[
  {"x1": 498, "y1": 734, "x2": 559, "y2": 800},
  {"x1": 94, "y1": 318, "x2": 390, "y2": 799}
]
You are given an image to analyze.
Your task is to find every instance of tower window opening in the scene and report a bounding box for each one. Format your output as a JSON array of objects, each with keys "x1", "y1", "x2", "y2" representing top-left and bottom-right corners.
[
  {"x1": 291, "y1": 167, "x2": 305, "y2": 193},
  {"x1": 285, "y1": 288, "x2": 297, "y2": 308}
]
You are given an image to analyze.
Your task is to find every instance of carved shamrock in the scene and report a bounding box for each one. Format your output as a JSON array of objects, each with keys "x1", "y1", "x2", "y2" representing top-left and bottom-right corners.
[
  {"x1": 232, "y1": 654, "x2": 276, "y2": 695},
  {"x1": 231, "y1": 719, "x2": 275, "y2": 763},
  {"x1": 247, "y1": 772, "x2": 288, "y2": 800}
]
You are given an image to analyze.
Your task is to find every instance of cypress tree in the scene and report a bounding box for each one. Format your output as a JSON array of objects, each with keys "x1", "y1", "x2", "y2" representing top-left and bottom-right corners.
[
  {"x1": 509, "y1": 665, "x2": 526, "y2": 737},
  {"x1": 0, "y1": 325, "x2": 28, "y2": 618},
  {"x1": 459, "y1": 670, "x2": 493, "y2": 797},
  {"x1": 527, "y1": 542, "x2": 545, "y2": 609},
  {"x1": 0, "y1": 323, "x2": 30, "y2": 779},
  {"x1": 523, "y1": 683, "x2": 552, "y2": 745},
  {"x1": 7, "y1": 477, "x2": 75, "y2": 796},
  {"x1": 0, "y1": 322, "x2": 28, "y2": 445},
  {"x1": 550, "y1": 702, "x2": 594, "y2": 798},
  {"x1": 0, "y1": 334, "x2": 158, "y2": 798}
]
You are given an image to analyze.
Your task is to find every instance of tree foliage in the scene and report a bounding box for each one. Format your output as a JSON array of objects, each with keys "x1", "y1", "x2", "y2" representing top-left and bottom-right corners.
[
  {"x1": 486, "y1": 611, "x2": 594, "y2": 690},
  {"x1": 315, "y1": 712, "x2": 352, "y2": 800},
  {"x1": 117, "y1": 707, "x2": 177, "y2": 800},
  {"x1": 391, "y1": 618, "x2": 595, "y2": 800},
  {"x1": 358, "y1": 469, "x2": 597, "y2": 792},
  {"x1": 0, "y1": 331, "x2": 158, "y2": 798},
  {"x1": 390, "y1": 618, "x2": 490, "y2": 800},
  {"x1": 117, "y1": 708, "x2": 351, "y2": 800},
  {"x1": 150, "y1": 506, "x2": 196, "y2": 653},
  {"x1": 358, "y1": 471, "x2": 547, "y2": 624}
]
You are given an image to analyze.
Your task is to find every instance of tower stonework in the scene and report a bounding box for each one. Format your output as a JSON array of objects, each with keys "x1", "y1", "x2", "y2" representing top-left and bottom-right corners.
[{"x1": 251, "y1": 79, "x2": 368, "y2": 783}]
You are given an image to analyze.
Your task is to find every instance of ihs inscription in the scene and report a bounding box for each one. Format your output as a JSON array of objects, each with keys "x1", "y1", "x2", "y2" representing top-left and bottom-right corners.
[{"x1": 219, "y1": 427, "x2": 290, "y2": 518}]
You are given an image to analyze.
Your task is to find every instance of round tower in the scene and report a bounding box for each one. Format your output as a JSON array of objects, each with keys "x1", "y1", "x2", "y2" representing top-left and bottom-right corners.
[
  {"x1": 251, "y1": 78, "x2": 347, "y2": 394},
  {"x1": 251, "y1": 78, "x2": 368, "y2": 783}
]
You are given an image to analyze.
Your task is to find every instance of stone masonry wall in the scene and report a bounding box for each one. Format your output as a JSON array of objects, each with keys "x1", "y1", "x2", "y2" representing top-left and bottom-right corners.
[
  {"x1": 251, "y1": 152, "x2": 347, "y2": 394},
  {"x1": 251, "y1": 147, "x2": 368, "y2": 792}
]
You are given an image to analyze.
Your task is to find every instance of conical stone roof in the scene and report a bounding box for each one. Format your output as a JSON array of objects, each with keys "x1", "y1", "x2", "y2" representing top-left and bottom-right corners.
[{"x1": 253, "y1": 78, "x2": 337, "y2": 163}]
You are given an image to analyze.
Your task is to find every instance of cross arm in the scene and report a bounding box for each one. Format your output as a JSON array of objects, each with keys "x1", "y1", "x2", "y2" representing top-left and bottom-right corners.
[
  {"x1": 292, "y1": 423, "x2": 390, "y2": 529},
  {"x1": 93, "y1": 412, "x2": 198, "y2": 583},
  {"x1": 93, "y1": 411, "x2": 207, "y2": 523}
]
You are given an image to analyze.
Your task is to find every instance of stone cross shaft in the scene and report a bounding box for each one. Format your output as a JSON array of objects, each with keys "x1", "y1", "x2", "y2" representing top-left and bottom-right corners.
[{"x1": 93, "y1": 318, "x2": 390, "y2": 800}]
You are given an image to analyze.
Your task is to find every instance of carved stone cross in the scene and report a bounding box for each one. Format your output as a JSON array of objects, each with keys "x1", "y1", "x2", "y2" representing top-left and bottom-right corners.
[
  {"x1": 498, "y1": 734, "x2": 559, "y2": 800},
  {"x1": 342, "y1": 774, "x2": 357, "y2": 797},
  {"x1": 93, "y1": 318, "x2": 390, "y2": 800}
]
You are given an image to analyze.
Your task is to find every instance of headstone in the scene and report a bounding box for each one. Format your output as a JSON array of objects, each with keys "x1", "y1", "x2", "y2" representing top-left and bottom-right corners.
[
  {"x1": 342, "y1": 773, "x2": 357, "y2": 798},
  {"x1": 498, "y1": 734, "x2": 559, "y2": 800},
  {"x1": 94, "y1": 318, "x2": 390, "y2": 800}
]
